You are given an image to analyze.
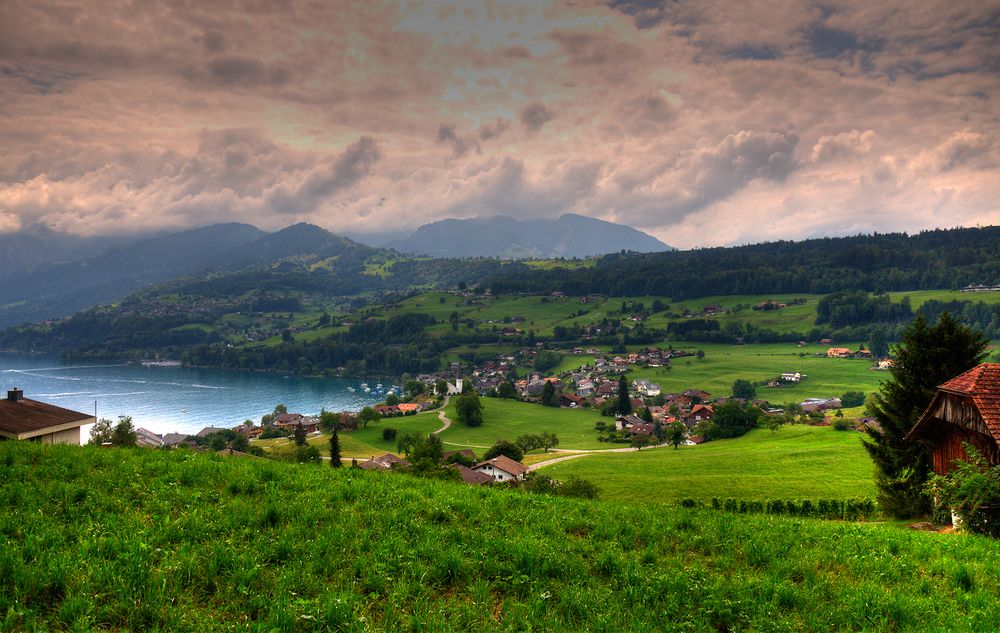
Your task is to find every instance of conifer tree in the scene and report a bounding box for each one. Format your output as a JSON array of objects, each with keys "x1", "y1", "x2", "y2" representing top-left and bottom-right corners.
[
  {"x1": 617, "y1": 375, "x2": 633, "y2": 415},
  {"x1": 329, "y1": 429, "x2": 342, "y2": 468},
  {"x1": 864, "y1": 313, "x2": 987, "y2": 517},
  {"x1": 294, "y1": 422, "x2": 307, "y2": 447}
]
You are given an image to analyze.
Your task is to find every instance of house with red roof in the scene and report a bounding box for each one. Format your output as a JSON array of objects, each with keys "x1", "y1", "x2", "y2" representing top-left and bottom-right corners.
[{"x1": 908, "y1": 363, "x2": 1000, "y2": 474}]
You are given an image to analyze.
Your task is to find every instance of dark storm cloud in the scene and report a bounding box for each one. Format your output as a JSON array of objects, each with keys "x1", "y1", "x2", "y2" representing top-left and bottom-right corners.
[
  {"x1": 436, "y1": 124, "x2": 481, "y2": 158},
  {"x1": 519, "y1": 103, "x2": 554, "y2": 132}
]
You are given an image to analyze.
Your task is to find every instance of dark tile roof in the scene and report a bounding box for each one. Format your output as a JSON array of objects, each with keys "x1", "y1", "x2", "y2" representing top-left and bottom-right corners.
[
  {"x1": 0, "y1": 397, "x2": 92, "y2": 436},
  {"x1": 474, "y1": 455, "x2": 527, "y2": 477},
  {"x1": 450, "y1": 464, "x2": 493, "y2": 485}
]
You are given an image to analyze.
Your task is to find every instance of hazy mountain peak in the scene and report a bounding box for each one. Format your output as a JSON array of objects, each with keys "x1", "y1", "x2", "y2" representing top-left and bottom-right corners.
[{"x1": 383, "y1": 214, "x2": 672, "y2": 258}]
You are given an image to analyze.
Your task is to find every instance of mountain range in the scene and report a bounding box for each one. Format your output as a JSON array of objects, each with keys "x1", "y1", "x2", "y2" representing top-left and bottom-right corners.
[{"x1": 380, "y1": 214, "x2": 672, "y2": 258}]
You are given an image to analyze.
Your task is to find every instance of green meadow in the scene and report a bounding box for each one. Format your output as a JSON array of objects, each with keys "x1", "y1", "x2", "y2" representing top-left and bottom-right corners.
[
  {"x1": 441, "y1": 397, "x2": 607, "y2": 450},
  {"x1": 3, "y1": 442, "x2": 1000, "y2": 631},
  {"x1": 539, "y1": 425, "x2": 876, "y2": 503}
]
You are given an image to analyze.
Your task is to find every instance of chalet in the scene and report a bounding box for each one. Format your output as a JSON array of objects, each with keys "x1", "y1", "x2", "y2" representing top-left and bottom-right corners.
[
  {"x1": 687, "y1": 404, "x2": 714, "y2": 422},
  {"x1": 0, "y1": 389, "x2": 94, "y2": 444},
  {"x1": 374, "y1": 405, "x2": 399, "y2": 417},
  {"x1": 616, "y1": 414, "x2": 645, "y2": 432},
  {"x1": 197, "y1": 426, "x2": 231, "y2": 438},
  {"x1": 703, "y1": 305, "x2": 724, "y2": 315},
  {"x1": 395, "y1": 403, "x2": 421, "y2": 414},
  {"x1": 560, "y1": 393, "x2": 586, "y2": 408},
  {"x1": 800, "y1": 397, "x2": 842, "y2": 412},
  {"x1": 358, "y1": 453, "x2": 411, "y2": 471},
  {"x1": 907, "y1": 364, "x2": 1000, "y2": 474},
  {"x1": 781, "y1": 372, "x2": 802, "y2": 383},
  {"x1": 273, "y1": 415, "x2": 319, "y2": 433},
  {"x1": 135, "y1": 427, "x2": 164, "y2": 448},
  {"x1": 234, "y1": 424, "x2": 263, "y2": 438},
  {"x1": 161, "y1": 432, "x2": 190, "y2": 447},
  {"x1": 450, "y1": 464, "x2": 494, "y2": 485},
  {"x1": 473, "y1": 455, "x2": 527, "y2": 482},
  {"x1": 443, "y1": 448, "x2": 478, "y2": 463},
  {"x1": 826, "y1": 347, "x2": 854, "y2": 358},
  {"x1": 633, "y1": 379, "x2": 661, "y2": 397},
  {"x1": 628, "y1": 422, "x2": 655, "y2": 436},
  {"x1": 683, "y1": 389, "x2": 711, "y2": 401}
]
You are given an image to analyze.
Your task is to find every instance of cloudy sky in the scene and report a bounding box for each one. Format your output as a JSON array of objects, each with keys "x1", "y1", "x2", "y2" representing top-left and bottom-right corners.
[{"x1": 1, "y1": 1, "x2": 998, "y2": 248}]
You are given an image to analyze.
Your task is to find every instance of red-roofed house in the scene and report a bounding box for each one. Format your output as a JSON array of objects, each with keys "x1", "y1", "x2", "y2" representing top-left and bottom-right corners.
[{"x1": 907, "y1": 363, "x2": 1000, "y2": 474}]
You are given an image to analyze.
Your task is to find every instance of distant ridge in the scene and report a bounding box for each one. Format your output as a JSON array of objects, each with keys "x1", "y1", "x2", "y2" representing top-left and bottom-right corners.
[{"x1": 383, "y1": 214, "x2": 672, "y2": 258}]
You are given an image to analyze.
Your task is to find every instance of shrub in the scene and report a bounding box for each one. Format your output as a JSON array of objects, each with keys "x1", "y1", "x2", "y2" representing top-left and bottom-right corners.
[
  {"x1": 293, "y1": 445, "x2": 321, "y2": 464},
  {"x1": 832, "y1": 417, "x2": 854, "y2": 431},
  {"x1": 557, "y1": 476, "x2": 600, "y2": 500},
  {"x1": 382, "y1": 428, "x2": 398, "y2": 441}
]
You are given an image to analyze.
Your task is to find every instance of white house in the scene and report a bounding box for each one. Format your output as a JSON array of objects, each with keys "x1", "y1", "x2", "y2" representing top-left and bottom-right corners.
[
  {"x1": 781, "y1": 372, "x2": 802, "y2": 382},
  {"x1": 472, "y1": 455, "x2": 527, "y2": 482}
]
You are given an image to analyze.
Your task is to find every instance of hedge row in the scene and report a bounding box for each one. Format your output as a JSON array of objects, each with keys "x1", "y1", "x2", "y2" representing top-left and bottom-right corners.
[{"x1": 677, "y1": 497, "x2": 879, "y2": 521}]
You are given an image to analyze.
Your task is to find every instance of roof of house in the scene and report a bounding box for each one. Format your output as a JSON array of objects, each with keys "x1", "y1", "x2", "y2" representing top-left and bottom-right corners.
[
  {"x1": 197, "y1": 426, "x2": 230, "y2": 437},
  {"x1": 0, "y1": 395, "x2": 92, "y2": 438},
  {"x1": 450, "y1": 464, "x2": 494, "y2": 485},
  {"x1": 474, "y1": 455, "x2": 527, "y2": 477},
  {"x1": 443, "y1": 448, "x2": 478, "y2": 461},
  {"x1": 274, "y1": 413, "x2": 303, "y2": 423},
  {"x1": 919, "y1": 363, "x2": 1000, "y2": 442},
  {"x1": 162, "y1": 433, "x2": 190, "y2": 446},
  {"x1": 359, "y1": 453, "x2": 412, "y2": 471}
]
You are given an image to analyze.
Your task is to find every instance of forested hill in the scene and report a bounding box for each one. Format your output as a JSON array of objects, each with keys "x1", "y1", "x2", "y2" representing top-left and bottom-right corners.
[{"x1": 488, "y1": 227, "x2": 1000, "y2": 299}]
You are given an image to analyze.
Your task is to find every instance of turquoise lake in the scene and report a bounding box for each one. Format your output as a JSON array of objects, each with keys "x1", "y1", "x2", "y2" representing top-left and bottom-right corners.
[{"x1": 0, "y1": 354, "x2": 385, "y2": 436}]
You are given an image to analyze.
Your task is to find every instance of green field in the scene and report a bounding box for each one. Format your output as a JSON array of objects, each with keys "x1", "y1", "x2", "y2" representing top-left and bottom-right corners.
[
  {"x1": 543, "y1": 341, "x2": 885, "y2": 405},
  {"x1": 540, "y1": 425, "x2": 876, "y2": 502},
  {"x1": 441, "y1": 397, "x2": 607, "y2": 450},
  {"x1": 4, "y1": 442, "x2": 1000, "y2": 631},
  {"x1": 257, "y1": 413, "x2": 441, "y2": 459}
]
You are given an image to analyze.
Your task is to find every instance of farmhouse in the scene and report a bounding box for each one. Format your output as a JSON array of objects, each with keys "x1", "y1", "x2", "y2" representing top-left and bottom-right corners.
[
  {"x1": 358, "y1": 453, "x2": 411, "y2": 471},
  {"x1": 826, "y1": 347, "x2": 854, "y2": 358},
  {"x1": 473, "y1": 455, "x2": 527, "y2": 482},
  {"x1": 907, "y1": 363, "x2": 1000, "y2": 474},
  {"x1": 0, "y1": 388, "x2": 94, "y2": 444}
]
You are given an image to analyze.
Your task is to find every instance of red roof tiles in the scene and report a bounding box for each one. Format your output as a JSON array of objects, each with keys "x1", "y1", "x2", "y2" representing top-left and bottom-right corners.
[{"x1": 938, "y1": 363, "x2": 1000, "y2": 442}]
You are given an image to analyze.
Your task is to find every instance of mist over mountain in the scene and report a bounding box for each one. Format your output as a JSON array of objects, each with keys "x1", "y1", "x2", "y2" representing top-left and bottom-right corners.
[
  {"x1": 0, "y1": 224, "x2": 267, "y2": 327},
  {"x1": 383, "y1": 214, "x2": 673, "y2": 258}
]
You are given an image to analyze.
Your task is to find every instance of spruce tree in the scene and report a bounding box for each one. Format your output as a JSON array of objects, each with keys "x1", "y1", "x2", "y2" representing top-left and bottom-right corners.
[
  {"x1": 329, "y1": 429, "x2": 342, "y2": 468},
  {"x1": 293, "y1": 422, "x2": 307, "y2": 447},
  {"x1": 864, "y1": 313, "x2": 988, "y2": 518},
  {"x1": 617, "y1": 375, "x2": 633, "y2": 415}
]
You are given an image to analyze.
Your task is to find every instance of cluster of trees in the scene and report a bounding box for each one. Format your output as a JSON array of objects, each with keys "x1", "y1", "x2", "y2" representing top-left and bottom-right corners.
[
  {"x1": 88, "y1": 416, "x2": 137, "y2": 447},
  {"x1": 488, "y1": 226, "x2": 1000, "y2": 299},
  {"x1": 455, "y1": 393, "x2": 483, "y2": 427},
  {"x1": 816, "y1": 291, "x2": 912, "y2": 328}
]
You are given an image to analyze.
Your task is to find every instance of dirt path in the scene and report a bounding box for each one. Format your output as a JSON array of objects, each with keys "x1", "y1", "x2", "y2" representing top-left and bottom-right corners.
[
  {"x1": 525, "y1": 442, "x2": 674, "y2": 471},
  {"x1": 431, "y1": 396, "x2": 452, "y2": 435}
]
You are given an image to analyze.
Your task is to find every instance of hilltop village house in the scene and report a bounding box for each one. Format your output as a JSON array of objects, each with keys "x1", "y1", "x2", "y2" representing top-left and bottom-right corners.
[
  {"x1": 0, "y1": 388, "x2": 94, "y2": 444},
  {"x1": 907, "y1": 363, "x2": 1000, "y2": 474}
]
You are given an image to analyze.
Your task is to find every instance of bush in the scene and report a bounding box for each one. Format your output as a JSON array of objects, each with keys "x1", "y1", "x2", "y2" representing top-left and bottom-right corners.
[
  {"x1": 832, "y1": 417, "x2": 854, "y2": 431},
  {"x1": 382, "y1": 428, "x2": 398, "y2": 441},
  {"x1": 293, "y1": 445, "x2": 321, "y2": 464},
  {"x1": 925, "y1": 444, "x2": 1000, "y2": 537},
  {"x1": 557, "y1": 476, "x2": 600, "y2": 500}
]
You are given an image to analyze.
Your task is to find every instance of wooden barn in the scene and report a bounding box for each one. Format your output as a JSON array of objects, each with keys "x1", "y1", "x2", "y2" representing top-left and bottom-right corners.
[{"x1": 907, "y1": 363, "x2": 1000, "y2": 474}]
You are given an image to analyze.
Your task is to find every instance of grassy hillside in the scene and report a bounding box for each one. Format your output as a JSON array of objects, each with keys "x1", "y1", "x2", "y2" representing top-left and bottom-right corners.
[
  {"x1": 3, "y1": 442, "x2": 1000, "y2": 631},
  {"x1": 539, "y1": 425, "x2": 876, "y2": 503}
]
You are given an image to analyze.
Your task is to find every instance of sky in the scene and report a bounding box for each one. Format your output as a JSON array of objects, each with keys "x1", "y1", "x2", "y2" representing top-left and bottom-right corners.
[{"x1": 0, "y1": 1, "x2": 998, "y2": 249}]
